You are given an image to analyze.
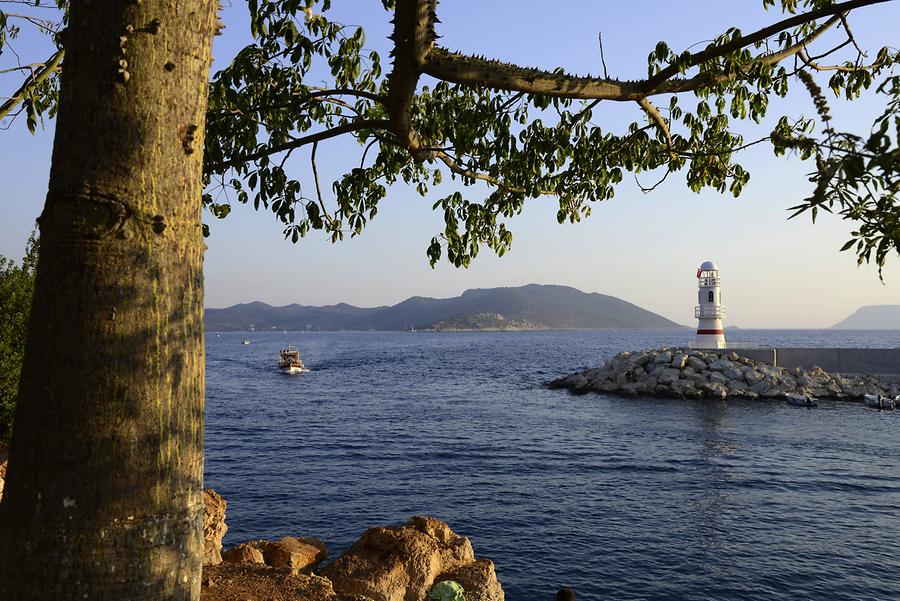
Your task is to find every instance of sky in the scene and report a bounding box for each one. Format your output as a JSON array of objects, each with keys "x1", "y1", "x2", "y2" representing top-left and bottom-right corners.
[{"x1": 1, "y1": 1, "x2": 898, "y2": 328}]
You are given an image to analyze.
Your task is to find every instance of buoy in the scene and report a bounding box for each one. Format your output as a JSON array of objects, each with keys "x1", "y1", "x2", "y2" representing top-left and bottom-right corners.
[{"x1": 695, "y1": 260, "x2": 726, "y2": 349}]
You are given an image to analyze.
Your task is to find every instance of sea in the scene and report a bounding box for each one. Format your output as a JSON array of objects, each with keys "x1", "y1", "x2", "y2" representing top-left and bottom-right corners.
[{"x1": 204, "y1": 330, "x2": 900, "y2": 600}]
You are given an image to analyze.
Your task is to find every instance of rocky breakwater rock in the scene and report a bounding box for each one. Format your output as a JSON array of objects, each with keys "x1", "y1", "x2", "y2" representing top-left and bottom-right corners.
[
  {"x1": 548, "y1": 347, "x2": 899, "y2": 402},
  {"x1": 323, "y1": 516, "x2": 504, "y2": 601}
]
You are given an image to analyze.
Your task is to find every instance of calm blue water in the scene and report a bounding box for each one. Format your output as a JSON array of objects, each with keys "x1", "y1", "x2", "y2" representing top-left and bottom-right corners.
[{"x1": 204, "y1": 330, "x2": 900, "y2": 600}]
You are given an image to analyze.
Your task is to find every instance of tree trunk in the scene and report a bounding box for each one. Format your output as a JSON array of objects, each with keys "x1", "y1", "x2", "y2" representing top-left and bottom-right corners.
[{"x1": 0, "y1": 1, "x2": 216, "y2": 599}]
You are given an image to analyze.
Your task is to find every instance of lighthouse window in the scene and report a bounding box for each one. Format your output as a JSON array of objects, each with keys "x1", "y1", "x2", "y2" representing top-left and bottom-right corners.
[{"x1": 708, "y1": 290, "x2": 714, "y2": 303}]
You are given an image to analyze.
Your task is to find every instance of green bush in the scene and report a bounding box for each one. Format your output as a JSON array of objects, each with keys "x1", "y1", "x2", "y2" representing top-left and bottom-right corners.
[
  {"x1": 428, "y1": 580, "x2": 465, "y2": 601},
  {"x1": 0, "y1": 231, "x2": 38, "y2": 445}
]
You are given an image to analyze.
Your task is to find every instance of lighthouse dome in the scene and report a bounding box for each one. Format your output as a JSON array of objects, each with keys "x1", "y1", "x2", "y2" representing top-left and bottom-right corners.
[{"x1": 700, "y1": 260, "x2": 718, "y2": 271}]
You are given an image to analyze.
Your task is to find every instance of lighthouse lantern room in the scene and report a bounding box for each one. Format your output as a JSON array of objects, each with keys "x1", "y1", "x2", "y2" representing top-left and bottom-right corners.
[{"x1": 694, "y1": 260, "x2": 726, "y2": 349}]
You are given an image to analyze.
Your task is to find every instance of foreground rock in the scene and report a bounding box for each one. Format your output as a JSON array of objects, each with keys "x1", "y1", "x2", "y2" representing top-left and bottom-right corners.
[
  {"x1": 438, "y1": 559, "x2": 505, "y2": 601},
  {"x1": 548, "y1": 347, "x2": 899, "y2": 402},
  {"x1": 323, "y1": 516, "x2": 504, "y2": 601},
  {"x1": 222, "y1": 536, "x2": 328, "y2": 572},
  {"x1": 203, "y1": 489, "x2": 228, "y2": 565}
]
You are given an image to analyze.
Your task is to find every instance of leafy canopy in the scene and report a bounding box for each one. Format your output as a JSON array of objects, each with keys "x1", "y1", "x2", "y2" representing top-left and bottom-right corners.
[
  {"x1": 202, "y1": 0, "x2": 899, "y2": 273},
  {"x1": 2, "y1": 0, "x2": 898, "y2": 273}
]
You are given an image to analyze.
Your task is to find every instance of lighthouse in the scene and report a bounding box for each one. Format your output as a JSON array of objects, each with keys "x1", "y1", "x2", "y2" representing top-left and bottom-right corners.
[{"x1": 694, "y1": 260, "x2": 726, "y2": 348}]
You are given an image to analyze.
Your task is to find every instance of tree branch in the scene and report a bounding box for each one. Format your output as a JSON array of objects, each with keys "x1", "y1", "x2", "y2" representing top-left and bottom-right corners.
[
  {"x1": 838, "y1": 14, "x2": 866, "y2": 56},
  {"x1": 431, "y1": 148, "x2": 555, "y2": 196},
  {"x1": 205, "y1": 119, "x2": 390, "y2": 173},
  {"x1": 422, "y1": 0, "x2": 890, "y2": 101},
  {"x1": 0, "y1": 48, "x2": 63, "y2": 121},
  {"x1": 646, "y1": 0, "x2": 887, "y2": 86},
  {"x1": 636, "y1": 97, "x2": 675, "y2": 160},
  {"x1": 798, "y1": 47, "x2": 887, "y2": 72},
  {"x1": 302, "y1": 87, "x2": 386, "y2": 104},
  {"x1": 598, "y1": 32, "x2": 609, "y2": 79},
  {"x1": 425, "y1": 47, "x2": 646, "y2": 100},
  {"x1": 310, "y1": 141, "x2": 333, "y2": 225},
  {"x1": 0, "y1": 63, "x2": 54, "y2": 75},
  {"x1": 386, "y1": 0, "x2": 436, "y2": 149}
]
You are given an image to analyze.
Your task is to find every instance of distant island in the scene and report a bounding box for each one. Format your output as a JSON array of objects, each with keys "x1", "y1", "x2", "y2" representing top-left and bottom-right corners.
[
  {"x1": 205, "y1": 284, "x2": 682, "y2": 332},
  {"x1": 831, "y1": 305, "x2": 900, "y2": 330}
]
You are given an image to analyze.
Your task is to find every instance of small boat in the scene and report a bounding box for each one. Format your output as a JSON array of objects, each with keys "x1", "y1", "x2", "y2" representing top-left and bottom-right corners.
[
  {"x1": 242, "y1": 338, "x2": 250, "y2": 345},
  {"x1": 278, "y1": 346, "x2": 308, "y2": 374},
  {"x1": 786, "y1": 392, "x2": 818, "y2": 407},
  {"x1": 864, "y1": 394, "x2": 895, "y2": 410}
]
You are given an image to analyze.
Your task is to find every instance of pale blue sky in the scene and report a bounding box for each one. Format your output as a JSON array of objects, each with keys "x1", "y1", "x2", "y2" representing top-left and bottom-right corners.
[{"x1": 1, "y1": 1, "x2": 898, "y2": 327}]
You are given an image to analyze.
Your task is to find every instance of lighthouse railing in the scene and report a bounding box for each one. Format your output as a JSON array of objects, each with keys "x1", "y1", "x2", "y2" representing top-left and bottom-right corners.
[
  {"x1": 695, "y1": 305, "x2": 726, "y2": 318},
  {"x1": 698, "y1": 276, "x2": 720, "y2": 287}
]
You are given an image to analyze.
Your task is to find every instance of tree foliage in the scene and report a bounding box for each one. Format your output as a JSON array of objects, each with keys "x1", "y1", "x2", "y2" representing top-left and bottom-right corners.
[
  {"x1": 4, "y1": 0, "x2": 899, "y2": 273},
  {"x1": 201, "y1": 0, "x2": 900, "y2": 272},
  {"x1": 0, "y1": 1, "x2": 66, "y2": 128},
  {"x1": 0, "y1": 231, "x2": 37, "y2": 445},
  {"x1": 779, "y1": 72, "x2": 900, "y2": 276}
]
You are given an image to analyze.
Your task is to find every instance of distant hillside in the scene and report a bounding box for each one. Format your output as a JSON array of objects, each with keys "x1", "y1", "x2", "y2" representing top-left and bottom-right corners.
[
  {"x1": 427, "y1": 312, "x2": 541, "y2": 331},
  {"x1": 205, "y1": 284, "x2": 681, "y2": 332},
  {"x1": 831, "y1": 305, "x2": 900, "y2": 330}
]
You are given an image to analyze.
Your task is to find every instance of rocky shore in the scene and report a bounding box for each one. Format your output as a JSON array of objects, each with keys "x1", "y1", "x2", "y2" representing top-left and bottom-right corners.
[{"x1": 548, "y1": 347, "x2": 899, "y2": 401}]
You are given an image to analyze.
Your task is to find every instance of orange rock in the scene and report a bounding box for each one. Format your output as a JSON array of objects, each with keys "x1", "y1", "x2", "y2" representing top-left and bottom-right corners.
[
  {"x1": 406, "y1": 516, "x2": 474, "y2": 567},
  {"x1": 222, "y1": 543, "x2": 265, "y2": 565},
  {"x1": 438, "y1": 559, "x2": 505, "y2": 601},
  {"x1": 202, "y1": 488, "x2": 228, "y2": 565},
  {"x1": 262, "y1": 536, "x2": 328, "y2": 571},
  {"x1": 323, "y1": 516, "x2": 501, "y2": 601}
]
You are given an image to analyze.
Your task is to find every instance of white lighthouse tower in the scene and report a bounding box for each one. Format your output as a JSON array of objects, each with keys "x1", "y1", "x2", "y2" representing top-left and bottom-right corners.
[{"x1": 694, "y1": 260, "x2": 726, "y2": 348}]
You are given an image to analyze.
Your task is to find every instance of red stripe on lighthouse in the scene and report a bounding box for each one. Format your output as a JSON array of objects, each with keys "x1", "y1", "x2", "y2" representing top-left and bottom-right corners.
[{"x1": 696, "y1": 329, "x2": 724, "y2": 335}]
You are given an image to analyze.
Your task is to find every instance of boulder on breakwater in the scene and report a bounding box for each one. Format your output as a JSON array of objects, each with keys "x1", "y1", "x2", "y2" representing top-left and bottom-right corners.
[{"x1": 548, "y1": 347, "x2": 899, "y2": 401}]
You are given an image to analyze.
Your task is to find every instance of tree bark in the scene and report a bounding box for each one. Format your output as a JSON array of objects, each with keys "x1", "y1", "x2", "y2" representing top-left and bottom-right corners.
[{"x1": 0, "y1": 1, "x2": 216, "y2": 599}]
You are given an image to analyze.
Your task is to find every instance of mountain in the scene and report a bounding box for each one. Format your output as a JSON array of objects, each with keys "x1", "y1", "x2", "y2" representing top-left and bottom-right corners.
[
  {"x1": 205, "y1": 284, "x2": 681, "y2": 331},
  {"x1": 427, "y1": 312, "x2": 541, "y2": 331},
  {"x1": 205, "y1": 301, "x2": 385, "y2": 332},
  {"x1": 831, "y1": 305, "x2": 900, "y2": 330}
]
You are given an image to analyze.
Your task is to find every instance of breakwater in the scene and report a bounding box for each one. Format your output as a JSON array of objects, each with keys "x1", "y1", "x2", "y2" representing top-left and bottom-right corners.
[
  {"x1": 548, "y1": 347, "x2": 899, "y2": 401},
  {"x1": 731, "y1": 347, "x2": 900, "y2": 375}
]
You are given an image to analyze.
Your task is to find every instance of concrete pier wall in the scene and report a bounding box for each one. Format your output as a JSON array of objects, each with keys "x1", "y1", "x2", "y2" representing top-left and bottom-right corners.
[{"x1": 730, "y1": 348, "x2": 900, "y2": 375}]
